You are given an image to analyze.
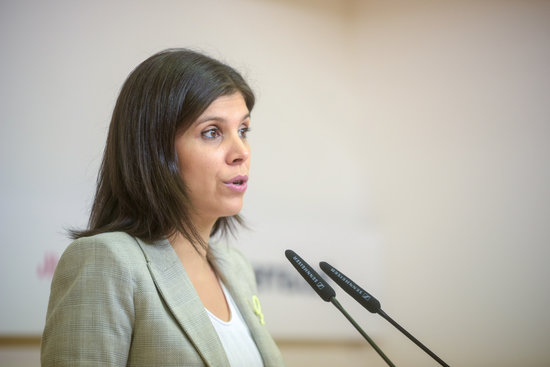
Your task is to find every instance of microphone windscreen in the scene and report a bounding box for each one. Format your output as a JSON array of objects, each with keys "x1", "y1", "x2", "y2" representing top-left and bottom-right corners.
[
  {"x1": 319, "y1": 261, "x2": 381, "y2": 313},
  {"x1": 285, "y1": 250, "x2": 336, "y2": 302}
]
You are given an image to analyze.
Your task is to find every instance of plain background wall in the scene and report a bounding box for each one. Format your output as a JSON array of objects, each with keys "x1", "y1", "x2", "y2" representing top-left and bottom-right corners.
[
  {"x1": 1, "y1": 0, "x2": 549, "y2": 366},
  {"x1": 354, "y1": 1, "x2": 550, "y2": 365}
]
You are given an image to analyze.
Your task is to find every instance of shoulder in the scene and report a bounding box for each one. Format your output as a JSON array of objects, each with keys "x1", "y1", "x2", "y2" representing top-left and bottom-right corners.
[
  {"x1": 68, "y1": 231, "x2": 141, "y2": 252},
  {"x1": 63, "y1": 232, "x2": 144, "y2": 261},
  {"x1": 55, "y1": 232, "x2": 147, "y2": 282},
  {"x1": 43, "y1": 232, "x2": 140, "y2": 365},
  {"x1": 48, "y1": 232, "x2": 147, "y2": 317}
]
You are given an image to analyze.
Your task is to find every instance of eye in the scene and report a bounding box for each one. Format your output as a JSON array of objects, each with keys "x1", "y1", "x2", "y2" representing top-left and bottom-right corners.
[
  {"x1": 201, "y1": 127, "x2": 221, "y2": 140},
  {"x1": 239, "y1": 126, "x2": 251, "y2": 138}
]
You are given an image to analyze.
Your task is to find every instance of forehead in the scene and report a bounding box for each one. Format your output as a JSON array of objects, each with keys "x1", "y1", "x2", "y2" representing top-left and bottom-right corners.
[{"x1": 195, "y1": 93, "x2": 249, "y2": 123}]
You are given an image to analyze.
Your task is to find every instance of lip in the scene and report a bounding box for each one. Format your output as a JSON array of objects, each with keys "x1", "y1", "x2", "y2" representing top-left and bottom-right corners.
[{"x1": 223, "y1": 175, "x2": 248, "y2": 193}]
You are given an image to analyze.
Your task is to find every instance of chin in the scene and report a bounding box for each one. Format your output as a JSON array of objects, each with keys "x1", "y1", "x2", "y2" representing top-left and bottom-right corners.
[
  {"x1": 224, "y1": 207, "x2": 244, "y2": 218},
  {"x1": 216, "y1": 200, "x2": 244, "y2": 218}
]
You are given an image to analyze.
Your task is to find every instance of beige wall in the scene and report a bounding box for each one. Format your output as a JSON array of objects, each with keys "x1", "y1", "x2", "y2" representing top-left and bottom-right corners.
[
  {"x1": 353, "y1": 1, "x2": 550, "y2": 366},
  {"x1": 1, "y1": 0, "x2": 549, "y2": 366}
]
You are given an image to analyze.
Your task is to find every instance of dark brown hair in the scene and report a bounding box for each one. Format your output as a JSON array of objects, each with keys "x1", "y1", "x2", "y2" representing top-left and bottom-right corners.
[{"x1": 71, "y1": 48, "x2": 255, "y2": 250}]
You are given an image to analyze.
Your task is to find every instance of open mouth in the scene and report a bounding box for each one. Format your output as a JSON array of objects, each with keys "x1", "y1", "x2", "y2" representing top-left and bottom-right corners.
[
  {"x1": 225, "y1": 175, "x2": 248, "y2": 184},
  {"x1": 223, "y1": 175, "x2": 248, "y2": 192}
]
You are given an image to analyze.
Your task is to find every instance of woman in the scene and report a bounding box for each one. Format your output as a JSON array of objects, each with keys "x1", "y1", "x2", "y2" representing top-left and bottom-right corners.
[{"x1": 41, "y1": 49, "x2": 285, "y2": 367}]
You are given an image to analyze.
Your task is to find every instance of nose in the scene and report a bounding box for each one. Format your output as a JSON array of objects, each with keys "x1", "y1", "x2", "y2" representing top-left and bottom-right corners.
[{"x1": 226, "y1": 133, "x2": 250, "y2": 165}]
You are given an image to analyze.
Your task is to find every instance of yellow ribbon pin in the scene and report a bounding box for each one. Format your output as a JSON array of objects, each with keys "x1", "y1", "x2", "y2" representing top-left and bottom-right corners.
[{"x1": 252, "y1": 295, "x2": 265, "y2": 325}]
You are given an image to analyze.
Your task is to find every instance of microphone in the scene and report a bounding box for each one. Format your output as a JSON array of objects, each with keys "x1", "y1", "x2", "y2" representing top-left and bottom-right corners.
[
  {"x1": 284, "y1": 249, "x2": 335, "y2": 301},
  {"x1": 320, "y1": 261, "x2": 450, "y2": 367},
  {"x1": 284, "y1": 250, "x2": 395, "y2": 367}
]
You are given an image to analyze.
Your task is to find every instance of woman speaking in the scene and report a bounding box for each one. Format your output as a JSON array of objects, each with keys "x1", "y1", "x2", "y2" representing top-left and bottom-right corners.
[{"x1": 41, "y1": 49, "x2": 285, "y2": 367}]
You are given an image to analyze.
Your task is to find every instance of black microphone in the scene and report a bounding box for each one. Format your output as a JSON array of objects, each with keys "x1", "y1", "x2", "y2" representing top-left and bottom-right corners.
[
  {"x1": 284, "y1": 249, "x2": 335, "y2": 301},
  {"x1": 319, "y1": 261, "x2": 381, "y2": 313},
  {"x1": 320, "y1": 261, "x2": 450, "y2": 367},
  {"x1": 284, "y1": 250, "x2": 395, "y2": 367}
]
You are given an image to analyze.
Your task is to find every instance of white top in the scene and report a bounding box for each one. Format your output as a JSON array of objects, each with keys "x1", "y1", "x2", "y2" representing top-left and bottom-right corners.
[{"x1": 206, "y1": 282, "x2": 264, "y2": 367}]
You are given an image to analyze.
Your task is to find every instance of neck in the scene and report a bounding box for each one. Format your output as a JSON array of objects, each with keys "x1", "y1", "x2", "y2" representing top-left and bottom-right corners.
[{"x1": 169, "y1": 217, "x2": 216, "y2": 259}]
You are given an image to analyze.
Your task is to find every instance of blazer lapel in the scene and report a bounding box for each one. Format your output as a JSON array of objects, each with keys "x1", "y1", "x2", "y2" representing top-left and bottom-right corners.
[
  {"x1": 210, "y1": 242, "x2": 284, "y2": 367},
  {"x1": 135, "y1": 238, "x2": 229, "y2": 367}
]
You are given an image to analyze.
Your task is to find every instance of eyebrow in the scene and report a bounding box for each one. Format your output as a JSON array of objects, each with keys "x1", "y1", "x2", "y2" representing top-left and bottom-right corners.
[{"x1": 195, "y1": 112, "x2": 251, "y2": 125}]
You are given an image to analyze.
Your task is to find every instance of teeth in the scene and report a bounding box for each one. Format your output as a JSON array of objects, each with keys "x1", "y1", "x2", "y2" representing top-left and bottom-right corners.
[{"x1": 234, "y1": 180, "x2": 243, "y2": 185}]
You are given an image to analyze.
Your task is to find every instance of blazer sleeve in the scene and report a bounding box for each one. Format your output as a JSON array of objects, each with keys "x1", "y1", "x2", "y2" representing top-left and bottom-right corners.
[{"x1": 41, "y1": 235, "x2": 136, "y2": 367}]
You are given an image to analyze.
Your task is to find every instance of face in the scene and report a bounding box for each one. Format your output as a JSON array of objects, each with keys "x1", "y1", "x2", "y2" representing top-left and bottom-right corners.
[{"x1": 176, "y1": 92, "x2": 251, "y2": 226}]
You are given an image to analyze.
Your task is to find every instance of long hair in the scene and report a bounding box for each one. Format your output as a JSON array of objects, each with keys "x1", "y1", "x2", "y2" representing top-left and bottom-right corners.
[{"x1": 70, "y1": 48, "x2": 255, "y2": 251}]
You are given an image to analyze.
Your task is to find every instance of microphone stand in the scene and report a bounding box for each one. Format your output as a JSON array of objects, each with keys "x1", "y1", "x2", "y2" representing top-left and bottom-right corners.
[
  {"x1": 285, "y1": 250, "x2": 396, "y2": 367},
  {"x1": 330, "y1": 297, "x2": 396, "y2": 367},
  {"x1": 320, "y1": 261, "x2": 450, "y2": 367},
  {"x1": 377, "y1": 309, "x2": 449, "y2": 367}
]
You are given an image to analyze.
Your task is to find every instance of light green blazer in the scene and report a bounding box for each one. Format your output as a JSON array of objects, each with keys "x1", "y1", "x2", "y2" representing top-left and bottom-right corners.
[{"x1": 41, "y1": 232, "x2": 285, "y2": 366}]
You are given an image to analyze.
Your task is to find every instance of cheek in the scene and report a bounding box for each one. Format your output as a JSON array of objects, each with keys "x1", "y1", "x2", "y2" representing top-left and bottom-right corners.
[{"x1": 179, "y1": 147, "x2": 222, "y2": 187}]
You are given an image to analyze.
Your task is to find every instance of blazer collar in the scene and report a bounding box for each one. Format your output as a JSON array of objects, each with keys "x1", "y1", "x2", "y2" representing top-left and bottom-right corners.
[
  {"x1": 135, "y1": 237, "x2": 229, "y2": 367},
  {"x1": 209, "y1": 242, "x2": 283, "y2": 367}
]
